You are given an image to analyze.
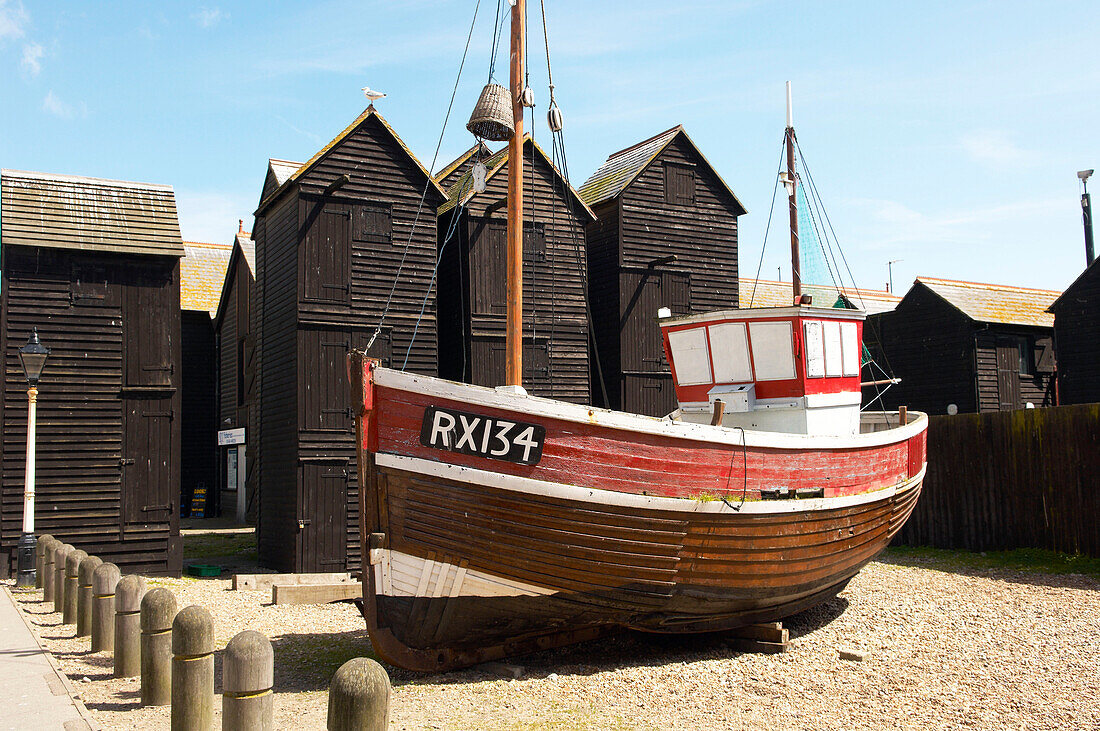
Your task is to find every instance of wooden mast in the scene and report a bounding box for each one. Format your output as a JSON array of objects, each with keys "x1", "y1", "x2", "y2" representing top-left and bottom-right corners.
[
  {"x1": 786, "y1": 81, "x2": 801, "y2": 302},
  {"x1": 505, "y1": 0, "x2": 526, "y2": 386}
]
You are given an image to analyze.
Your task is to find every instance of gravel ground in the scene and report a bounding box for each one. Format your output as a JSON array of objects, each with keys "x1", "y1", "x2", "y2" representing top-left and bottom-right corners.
[{"x1": 8, "y1": 555, "x2": 1100, "y2": 730}]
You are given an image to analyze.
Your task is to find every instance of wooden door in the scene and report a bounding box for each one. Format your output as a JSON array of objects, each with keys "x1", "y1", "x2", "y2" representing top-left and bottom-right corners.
[
  {"x1": 121, "y1": 397, "x2": 174, "y2": 531},
  {"x1": 468, "y1": 218, "x2": 507, "y2": 315},
  {"x1": 123, "y1": 270, "x2": 173, "y2": 387},
  {"x1": 621, "y1": 373, "x2": 676, "y2": 418},
  {"x1": 620, "y1": 270, "x2": 690, "y2": 373},
  {"x1": 300, "y1": 328, "x2": 390, "y2": 432},
  {"x1": 469, "y1": 336, "x2": 549, "y2": 389},
  {"x1": 996, "y1": 339, "x2": 1022, "y2": 411},
  {"x1": 302, "y1": 204, "x2": 351, "y2": 306},
  {"x1": 298, "y1": 462, "x2": 348, "y2": 572}
]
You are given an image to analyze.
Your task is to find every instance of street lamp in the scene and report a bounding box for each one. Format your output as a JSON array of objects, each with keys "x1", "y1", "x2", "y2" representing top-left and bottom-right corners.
[
  {"x1": 1080, "y1": 169, "x2": 1094, "y2": 266},
  {"x1": 15, "y1": 328, "x2": 49, "y2": 588}
]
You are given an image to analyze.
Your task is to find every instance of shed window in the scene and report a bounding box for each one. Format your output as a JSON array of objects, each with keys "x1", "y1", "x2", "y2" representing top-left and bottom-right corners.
[
  {"x1": 354, "y1": 202, "x2": 392, "y2": 245},
  {"x1": 748, "y1": 321, "x2": 795, "y2": 381},
  {"x1": 664, "y1": 163, "x2": 695, "y2": 206},
  {"x1": 1017, "y1": 337, "x2": 1032, "y2": 376}
]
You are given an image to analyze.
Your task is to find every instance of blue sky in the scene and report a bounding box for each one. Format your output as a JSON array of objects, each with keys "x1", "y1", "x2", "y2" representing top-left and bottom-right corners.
[{"x1": 1, "y1": 1, "x2": 1097, "y2": 293}]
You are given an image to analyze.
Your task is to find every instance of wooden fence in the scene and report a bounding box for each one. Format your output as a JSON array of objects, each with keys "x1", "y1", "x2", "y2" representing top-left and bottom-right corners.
[{"x1": 896, "y1": 403, "x2": 1100, "y2": 557}]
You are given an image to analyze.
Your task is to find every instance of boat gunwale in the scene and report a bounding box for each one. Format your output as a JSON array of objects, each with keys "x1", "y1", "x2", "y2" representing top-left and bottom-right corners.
[{"x1": 370, "y1": 365, "x2": 927, "y2": 452}]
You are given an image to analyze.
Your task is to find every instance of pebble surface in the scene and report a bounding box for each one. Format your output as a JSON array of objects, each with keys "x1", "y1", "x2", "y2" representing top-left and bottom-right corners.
[{"x1": 9, "y1": 556, "x2": 1099, "y2": 730}]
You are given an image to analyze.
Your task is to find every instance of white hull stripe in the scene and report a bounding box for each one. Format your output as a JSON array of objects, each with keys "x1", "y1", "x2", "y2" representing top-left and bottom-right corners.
[
  {"x1": 370, "y1": 548, "x2": 554, "y2": 598},
  {"x1": 375, "y1": 452, "x2": 926, "y2": 515},
  {"x1": 372, "y1": 367, "x2": 928, "y2": 451}
]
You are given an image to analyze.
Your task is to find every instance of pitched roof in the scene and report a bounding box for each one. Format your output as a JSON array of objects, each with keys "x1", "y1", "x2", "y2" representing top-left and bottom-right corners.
[
  {"x1": 438, "y1": 136, "x2": 595, "y2": 221},
  {"x1": 256, "y1": 106, "x2": 446, "y2": 214},
  {"x1": 268, "y1": 159, "x2": 300, "y2": 188},
  {"x1": 213, "y1": 231, "x2": 256, "y2": 329},
  {"x1": 739, "y1": 278, "x2": 901, "y2": 314},
  {"x1": 1048, "y1": 257, "x2": 1099, "y2": 312},
  {"x1": 434, "y1": 141, "x2": 492, "y2": 188},
  {"x1": 235, "y1": 231, "x2": 255, "y2": 276},
  {"x1": 578, "y1": 126, "x2": 746, "y2": 215},
  {"x1": 915, "y1": 276, "x2": 1059, "y2": 327},
  {"x1": 180, "y1": 240, "x2": 233, "y2": 313},
  {"x1": 0, "y1": 169, "x2": 184, "y2": 257}
]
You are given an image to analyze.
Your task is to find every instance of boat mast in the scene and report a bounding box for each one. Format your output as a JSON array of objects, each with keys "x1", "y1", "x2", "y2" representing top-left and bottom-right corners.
[
  {"x1": 506, "y1": 0, "x2": 526, "y2": 386},
  {"x1": 786, "y1": 81, "x2": 801, "y2": 302}
]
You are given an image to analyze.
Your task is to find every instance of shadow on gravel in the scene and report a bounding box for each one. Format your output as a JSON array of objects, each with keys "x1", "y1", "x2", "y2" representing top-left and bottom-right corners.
[{"x1": 875, "y1": 553, "x2": 1100, "y2": 592}]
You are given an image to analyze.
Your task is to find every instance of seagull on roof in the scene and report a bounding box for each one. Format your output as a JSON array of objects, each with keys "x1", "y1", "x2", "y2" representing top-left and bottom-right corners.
[{"x1": 362, "y1": 87, "x2": 386, "y2": 107}]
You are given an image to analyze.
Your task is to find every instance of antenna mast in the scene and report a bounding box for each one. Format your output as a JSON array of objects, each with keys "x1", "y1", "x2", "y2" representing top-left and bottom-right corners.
[{"x1": 786, "y1": 82, "x2": 801, "y2": 302}]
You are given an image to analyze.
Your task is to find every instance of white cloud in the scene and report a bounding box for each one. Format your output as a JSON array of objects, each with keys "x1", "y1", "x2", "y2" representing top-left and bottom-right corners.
[
  {"x1": 194, "y1": 7, "x2": 225, "y2": 28},
  {"x1": 42, "y1": 90, "x2": 86, "y2": 119},
  {"x1": 0, "y1": 0, "x2": 27, "y2": 42},
  {"x1": 20, "y1": 40, "x2": 41, "y2": 75},
  {"x1": 959, "y1": 130, "x2": 1038, "y2": 168}
]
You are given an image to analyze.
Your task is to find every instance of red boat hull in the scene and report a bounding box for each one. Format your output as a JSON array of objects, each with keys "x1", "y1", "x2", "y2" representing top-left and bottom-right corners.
[{"x1": 351, "y1": 357, "x2": 926, "y2": 672}]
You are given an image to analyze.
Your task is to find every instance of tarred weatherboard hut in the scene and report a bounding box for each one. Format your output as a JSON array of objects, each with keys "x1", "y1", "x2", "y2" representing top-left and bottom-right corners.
[
  {"x1": 179, "y1": 240, "x2": 232, "y2": 518},
  {"x1": 252, "y1": 107, "x2": 446, "y2": 573},
  {"x1": 867, "y1": 277, "x2": 1058, "y2": 414},
  {"x1": 435, "y1": 136, "x2": 595, "y2": 403},
  {"x1": 0, "y1": 169, "x2": 184, "y2": 576},
  {"x1": 579, "y1": 126, "x2": 746, "y2": 416},
  {"x1": 212, "y1": 230, "x2": 255, "y2": 522},
  {"x1": 1048, "y1": 259, "x2": 1100, "y2": 405}
]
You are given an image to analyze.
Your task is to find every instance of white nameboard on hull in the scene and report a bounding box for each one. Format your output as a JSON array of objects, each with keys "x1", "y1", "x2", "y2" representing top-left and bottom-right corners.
[{"x1": 218, "y1": 427, "x2": 246, "y2": 446}]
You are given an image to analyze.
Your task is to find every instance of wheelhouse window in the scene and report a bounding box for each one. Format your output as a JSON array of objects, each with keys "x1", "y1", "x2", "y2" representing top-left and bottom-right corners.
[
  {"x1": 748, "y1": 321, "x2": 795, "y2": 381},
  {"x1": 666, "y1": 327, "x2": 712, "y2": 385},
  {"x1": 708, "y1": 322, "x2": 752, "y2": 382}
]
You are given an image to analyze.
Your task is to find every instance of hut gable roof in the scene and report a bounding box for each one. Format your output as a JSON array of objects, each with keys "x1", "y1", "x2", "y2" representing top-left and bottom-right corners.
[
  {"x1": 213, "y1": 231, "x2": 256, "y2": 329},
  {"x1": 261, "y1": 158, "x2": 303, "y2": 203},
  {"x1": 0, "y1": 169, "x2": 184, "y2": 257},
  {"x1": 1048, "y1": 257, "x2": 1100, "y2": 312},
  {"x1": 435, "y1": 141, "x2": 492, "y2": 190},
  {"x1": 739, "y1": 278, "x2": 901, "y2": 314},
  {"x1": 438, "y1": 136, "x2": 595, "y2": 220},
  {"x1": 913, "y1": 276, "x2": 1058, "y2": 328},
  {"x1": 256, "y1": 107, "x2": 446, "y2": 214},
  {"x1": 180, "y1": 240, "x2": 234, "y2": 314},
  {"x1": 578, "y1": 126, "x2": 746, "y2": 214}
]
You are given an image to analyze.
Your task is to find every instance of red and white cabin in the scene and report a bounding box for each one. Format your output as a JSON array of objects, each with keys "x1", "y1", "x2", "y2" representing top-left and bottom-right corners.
[{"x1": 659, "y1": 305, "x2": 866, "y2": 436}]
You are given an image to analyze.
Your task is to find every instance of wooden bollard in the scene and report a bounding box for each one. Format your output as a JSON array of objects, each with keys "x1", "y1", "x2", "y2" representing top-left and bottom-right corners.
[
  {"x1": 53, "y1": 543, "x2": 74, "y2": 613},
  {"x1": 92, "y1": 562, "x2": 121, "y2": 652},
  {"x1": 141, "y1": 588, "x2": 178, "y2": 706},
  {"x1": 327, "y1": 658, "x2": 391, "y2": 731},
  {"x1": 223, "y1": 630, "x2": 274, "y2": 730},
  {"x1": 63, "y1": 548, "x2": 88, "y2": 625},
  {"x1": 77, "y1": 555, "x2": 102, "y2": 638},
  {"x1": 114, "y1": 575, "x2": 147, "y2": 678},
  {"x1": 40, "y1": 536, "x2": 59, "y2": 601},
  {"x1": 35, "y1": 534, "x2": 55, "y2": 590},
  {"x1": 171, "y1": 605, "x2": 215, "y2": 730}
]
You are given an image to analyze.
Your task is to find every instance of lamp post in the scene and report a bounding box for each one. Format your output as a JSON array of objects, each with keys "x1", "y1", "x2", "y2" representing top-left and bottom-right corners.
[
  {"x1": 15, "y1": 328, "x2": 49, "y2": 588},
  {"x1": 1079, "y1": 169, "x2": 1094, "y2": 266}
]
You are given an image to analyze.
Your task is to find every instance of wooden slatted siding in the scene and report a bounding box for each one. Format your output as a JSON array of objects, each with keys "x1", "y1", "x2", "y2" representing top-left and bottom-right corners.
[
  {"x1": 580, "y1": 128, "x2": 744, "y2": 416},
  {"x1": 436, "y1": 138, "x2": 593, "y2": 404},
  {"x1": 254, "y1": 108, "x2": 444, "y2": 573},
  {"x1": 896, "y1": 406, "x2": 1100, "y2": 557},
  {"x1": 1050, "y1": 262, "x2": 1100, "y2": 404},
  {"x1": 0, "y1": 248, "x2": 182, "y2": 576},
  {"x1": 867, "y1": 281, "x2": 1056, "y2": 414}
]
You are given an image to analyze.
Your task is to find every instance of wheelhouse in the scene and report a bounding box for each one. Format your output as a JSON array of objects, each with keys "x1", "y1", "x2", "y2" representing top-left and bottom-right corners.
[{"x1": 659, "y1": 305, "x2": 865, "y2": 436}]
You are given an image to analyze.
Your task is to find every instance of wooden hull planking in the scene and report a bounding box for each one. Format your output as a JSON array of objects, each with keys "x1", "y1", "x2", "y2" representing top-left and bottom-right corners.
[{"x1": 351, "y1": 358, "x2": 927, "y2": 671}]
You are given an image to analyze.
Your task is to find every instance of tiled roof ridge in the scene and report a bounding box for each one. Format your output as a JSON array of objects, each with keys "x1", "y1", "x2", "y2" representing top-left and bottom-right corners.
[
  {"x1": 740, "y1": 276, "x2": 898, "y2": 298},
  {"x1": 606, "y1": 125, "x2": 682, "y2": 159},
  {"x1": 183, "y1": 240, "x2": 233, "y2": 248},
  {"x1": 917, "y1": 276, "x2": 1061, "y2": 296},
  {"x1": 1, "y1": 168, "x2": 173, "y2": 191}
]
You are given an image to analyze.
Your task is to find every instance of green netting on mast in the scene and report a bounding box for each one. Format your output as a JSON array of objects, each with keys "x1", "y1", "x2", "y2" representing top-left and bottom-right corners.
[{"x1": 796, "y1": 183, "x2": 832, "y2": 287}]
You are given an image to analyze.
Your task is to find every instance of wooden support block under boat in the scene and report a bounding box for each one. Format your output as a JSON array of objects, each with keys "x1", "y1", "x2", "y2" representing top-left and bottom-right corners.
[
  {"x1": 272, "y1": 582, "x2": 364, "y2": 605},
  {"x1": 729, "y1": 623, "x2": 789, "y2": 645}
]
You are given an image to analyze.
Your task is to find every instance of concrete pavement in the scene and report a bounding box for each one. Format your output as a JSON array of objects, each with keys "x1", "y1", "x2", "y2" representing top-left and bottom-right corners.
[{"x1": 0, "y1": 584, "x2": 94, "y2": 730}]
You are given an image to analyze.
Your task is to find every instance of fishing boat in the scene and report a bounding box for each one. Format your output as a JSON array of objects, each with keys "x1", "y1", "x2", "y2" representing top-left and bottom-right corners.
[{"x1": 349, "y1": 2, "x2": 926, "y2": 672}]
